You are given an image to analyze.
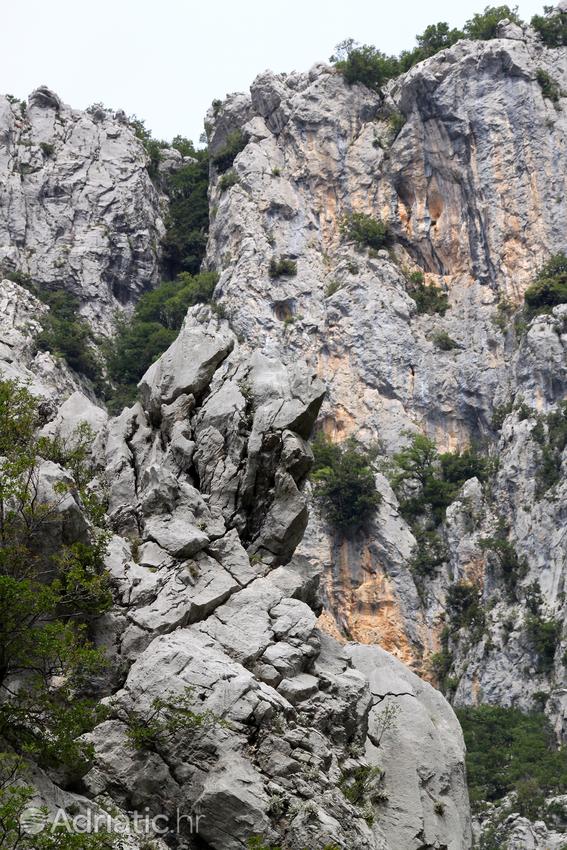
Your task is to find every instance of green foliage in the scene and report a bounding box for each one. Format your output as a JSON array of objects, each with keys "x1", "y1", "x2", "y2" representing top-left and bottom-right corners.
[
  {"x1": 16, "y1": 284, "x2": 102, "y2": 384},
  {"x1": 433, "y1": 331, "x2": 459, "y2": 351},
  {"x1": 524, "y1": 253, "x2": 567, "y2": 314},
  {"x1": 125, "y1": 687, "x2": 222, "y2": 751},
  {"x1": 211, "y1": 130, "x2": 248, "y2": 173},
  {"x1": 526, "y1": 613, "x2": 562, "y2": 673},
  {"x1": 390, "y1": 434, "x2": 488, "y2": 527},
  {"x1": 219, "y1": 169, "x2": 239, "y2": 192},
  {"x1": 268, "y1": 257, "x2": 297, "y2": 278},
  {"x1": 447, "y1": 581, "x2": 485, "y2": 632},
  {"x1": 463, "y1": 5, "x2": 523, "y2": 40},
  {"x1": 408, "y1": 277, "x2": 449, "y2": 315},
  {"x1": 325, "y1": 280, "x2": 343, "y2": 297},
  {"x1": 399, "y1": 22, "x2": 464, "y2": 71},
  {"x1": 429, "y1": 627, "x2": 455, "y2": 694},
  {"x1": 0, "y1": 756, "x2": 119, "y2": 848},
  {"x1": 0, "y1": 379, "x2": 110, "y2": 777},
  {"x1": 331, "y1": 39, "x2": 400, "y2": 91},
  {"x1": 105, "y1": 271, "x2": 218, "y2": 409},
  {"x1": 339, "y1": 764, "x2": 385, "y2": 806},
  {"x1": 456, "y1": 705, "x2": 567, "y2": 816},
  {"x1": 161, "y1": 144, "x2": 210, "y2": 278},
  {"x1": 531, "y1": 401, "x2": 567, "y2": 495},
  {"x1": 391, "y1": 435, "x2": 489, "y2": 582},
  {"x1": 340, "y1": 212, "x2": 390, "y2": 250},
  {"x1": 536, "y1": 68, "x2": 561, "y2": 103},
  {"x1": 311, "y1": 433, "x2": 381, "y2": 536},
  {"x1": 387, "y1": 112, "x2": 406, "y2": 139},
  {"x1": 532, "y1": 6, "x2": 567, "y2": 46},
  {"x1": 40, "y1": 142, "x2": 55, "y2": 157},
  {"x1": 480, "y1": 529, "x2": 527, "y2": 597}
]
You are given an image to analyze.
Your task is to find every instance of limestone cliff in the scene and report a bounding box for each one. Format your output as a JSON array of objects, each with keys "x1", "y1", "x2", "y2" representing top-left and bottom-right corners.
[
  {"x1": 1, "y1": 12, "x2": 567, "y2": 850},
  {"x1": 205, "y1": 21, "x2": 567, "y2": 736},
  {"x1": 0, "y1": 88, "x2": 163, "y2": 331}
]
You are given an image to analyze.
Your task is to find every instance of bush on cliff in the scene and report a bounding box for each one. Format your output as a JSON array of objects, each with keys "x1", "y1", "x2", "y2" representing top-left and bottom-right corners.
[
  {"x1": 330, "y1": 39, "x2": 400, "y2": 91},
  {"x1": 311, "y1": 433, "x2": 381, "y2": 536},
  {"x1": 340, "y1": 212, "x2": 390, "y2": 251},
  {"x1": 524, "y1": 253, "x2": 567, "y2": 313},
  {"x1": 463, "y1": 5, "x2": 524, "y2": 40},
  {"x1": 456, "y1": 705, "x2": 567, "y2": 817},
  {"x1": 532, "y1": 6, "x2": 567, "y2": 46}
]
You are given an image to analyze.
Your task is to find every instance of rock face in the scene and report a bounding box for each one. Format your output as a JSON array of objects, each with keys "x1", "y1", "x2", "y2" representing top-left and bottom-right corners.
[
  {"x1": 77, "y1": 308, "x2": 469, "y2": 849},
  {"x1": 3, "y1": 18, "x2": 567, "y2": 850},
  {"x1": 205, "y1": 25, "x2": 567, "y2": 741},
  {"x1": 0, "y1": 88, "x2": 163, "y2": 331}
]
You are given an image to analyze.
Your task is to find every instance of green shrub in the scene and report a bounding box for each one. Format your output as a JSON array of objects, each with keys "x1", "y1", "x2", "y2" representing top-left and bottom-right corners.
[
  {"x1": 456, "y1": 705, "x2": 567, "y2": 815},
  {"x1": 463, "y1": 5, "x2": 524, "y2": 40},
  {"x1": 526, "y1": 613, "x2": 561, "y2": 673},
  {"x1": 447, "y1": 581, "x2": 485, "y2": 632},
  {"x1": 125, "y1": 687, "x2": 222, "y2": 751},
  {"x1": 311, "y1": 433, "x2": 381, "y2": 536},
  {"x1": 219, "y1": 170, "x2": 239, "y2": 192},
  {"x1": 536, "y1": 68, "x2": 561, "y2": 103},
  {"x1": 429, "y1": 627, "x2": 455, "y2": 693},
  {"x1": 532, "y1": 6, "x2": 567, "y2": 46},
  {"x1": 532, "y1": 401, "x2": 567, "y2": 494},
  {"x1": 0, "y1": 379, "x2": 111, "y2": 775},
  {"x1": 433, "y1": 331, "x2": 459, "y2": 350},
  {"x1": 128, "y1": 115, "x2": 168, "y2": 180},
  {"x1": 339, "y1": 764, "x2": 385, "y2": 806},
  {"x1": 524, "y1": 253, "x2": 567, "y2": 314},
  {"x1": 268, "y1": 257, "x2": 297, "y2": 278},
  {"x1": 161, "y1": 144, "x2": 210, "y2": 278},
  {"x1": 408, "y1": 278, "x2": 449, "y2": 315},
  {"x1": 325, "y1": 280, "x2": 342, "y2": 297},
  {"x1": 331, "y1": 39, "x2": 399, "y2": 91},
  {"x1": 399, "y1": 22, "x2": 464, "y2": 71},
  {"x1": 388, "y1": 112, "x2": 406, "y2": 139},
  {"x1": 390, "y1": 434, "x2": 488, "y2": 527},
  {"x1": 0, "y1": 756, "x2": 119, "y2": 849},
  {"x1": 340, "y1": 212, "x2": 389, "y2": 250},
  {"x1": 211, "y1": 130, "x2": 248, "y2": 173},
  {"x1": 39, "y1": 141, "x2": 55, "y2": 157},
  {"x1": 391, "y1": 435, "x2": 489, "y2": 582},
  {"x1": 480, "y1": 530, "x2": 528, "y2": 596},
  {"x1": 26, "y1": 286, "x2": 102, "y2": 384}
]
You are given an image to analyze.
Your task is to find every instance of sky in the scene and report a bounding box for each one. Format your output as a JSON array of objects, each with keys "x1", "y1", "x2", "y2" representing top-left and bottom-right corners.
[{"x1": 0, "y1": 0, "x2": 546, "y2": 145}]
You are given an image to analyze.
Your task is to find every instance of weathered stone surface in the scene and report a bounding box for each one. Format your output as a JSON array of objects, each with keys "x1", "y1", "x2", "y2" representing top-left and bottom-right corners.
[
  {"x1": 0, "y1": 91, "x2": 163, "y2": 333},
  {"x1": 138, "y1": 313, "x2": 234, "y2": 419}
]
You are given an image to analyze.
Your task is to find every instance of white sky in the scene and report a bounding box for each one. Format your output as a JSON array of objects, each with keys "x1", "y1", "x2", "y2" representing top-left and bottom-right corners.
[{"x1": 0, "y1": 0, "x2": 546, "y2": 144}]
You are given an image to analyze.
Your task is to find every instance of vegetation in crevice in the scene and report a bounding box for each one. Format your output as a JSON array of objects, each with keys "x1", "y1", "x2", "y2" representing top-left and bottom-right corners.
[
  {"x1": 531, "y1": 400, "x2": 567, "y2": 495},
  {"x1": 210, "y1": 130, "x2": 248, "y2": 174},
  {"x1": 407, "y1": 271, "x2": 449, "y2": 315},
  {"x1": 456, "y1": 704, "x2": 567, "y2": 819},
  {"x1": 268, "y1": 257, "x2": 297, "y2": 278},
  {"x1": 524, "y1": 252, "x2": 567, "y2": 315},
  {"x1": 3, "y1": 274, "x2": 103, "y2": 387},
  {"x1": 340, "y1": 212, "x2": 390, "y2": 251},
  {"x1": 480, "y1": 524, "x2": 528, "y2": 598},
  {"x1": 311, "y1": 433, "x2": 381, "y2": 536},
  {"x1": 524, "y1": 580, "x2": 562, "y2": 673},
  {"x1": 536, "y1": 68, "x2": 562, "y2": 103}
]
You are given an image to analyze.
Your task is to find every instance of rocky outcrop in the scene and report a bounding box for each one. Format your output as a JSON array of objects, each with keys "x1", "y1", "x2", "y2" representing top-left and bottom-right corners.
[
  {"x1": 14, "y1": 304, "x2": 468, "y2": 849},
  {"x1": 204, "y1": 25, "x2": 567, "y2": 740},
  {"x1": 0, "y1": 89, "x2": 163, "y2": 331}
]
